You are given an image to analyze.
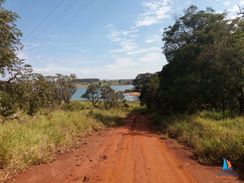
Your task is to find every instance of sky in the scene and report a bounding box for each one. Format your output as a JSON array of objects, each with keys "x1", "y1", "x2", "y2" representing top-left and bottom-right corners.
[{"x1": 4, "y1": 0, "x2": 244, "y2": 79}]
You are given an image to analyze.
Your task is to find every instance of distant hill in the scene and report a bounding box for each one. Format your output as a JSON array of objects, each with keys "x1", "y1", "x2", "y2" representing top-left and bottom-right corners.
[
  {"x1": 73, "y1": 78, "x2": 100, "y2": 83},
  {"x1": 101, "y1": 79, "x2": 133, "y2": 85},
  {"x1": 73, "y1": 78, "x2": 133, "y2": 86}
]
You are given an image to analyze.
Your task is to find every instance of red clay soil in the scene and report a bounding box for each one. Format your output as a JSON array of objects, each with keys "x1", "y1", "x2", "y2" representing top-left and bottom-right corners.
[{"x1": 6, "y1": 114, "x2": 242, "y2": 183}]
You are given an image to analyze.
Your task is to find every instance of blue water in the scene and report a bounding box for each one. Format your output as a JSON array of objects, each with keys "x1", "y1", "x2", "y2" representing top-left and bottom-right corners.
[{"x1": 72, "y1": 85, "x2": 138, "y2": 101}]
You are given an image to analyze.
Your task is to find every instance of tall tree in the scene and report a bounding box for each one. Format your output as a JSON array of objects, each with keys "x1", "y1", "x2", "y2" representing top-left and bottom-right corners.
[
  {"x1": 0, "y1": 0, "x2": 25, "y2": 81},
  {"x1": 82, "y1": 83, "x2": 102, "y2": 107},
  {"x1": 0, "y1": 0, "x2": 34, "y2": 116},
  {"x1": 139, "y1": 5, "x2": 244, "y2": 115},
  {"x1": 133, "y1": 73, "x2": 154, "y2": 92}
]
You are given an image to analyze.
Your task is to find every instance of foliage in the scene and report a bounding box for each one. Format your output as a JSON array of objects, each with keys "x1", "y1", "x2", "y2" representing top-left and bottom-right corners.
[
  {"x1": 0, "y1": 0, "x2": 23, "y2": 77},
  {"x1": 0, "y1": 1, "x2": 77, "y2": 117},
  {"x1": 82, "y1": 84, "x2": 125, "y2": 109},
  {"x1": 101, "y1": 85, "x2": 124, "y2": 109},
  {"x1": 0, "y1": 73, "x2": 77, "y2": 116},
  {"x1": 82, "y1": 83, "x2": 102, "y2": 107},
  {"x1": 135, "y1": 6, "x2": 244, "y2": 115},
  {"x1": 47, "y1": 74, "x2": 77, "y2": 104},
  {"x1": 132, "y1": 73, "x2": 154, "y2": 92},
  {"x1": 139, "y1": 73, "x2": 160, "y2": 109}
]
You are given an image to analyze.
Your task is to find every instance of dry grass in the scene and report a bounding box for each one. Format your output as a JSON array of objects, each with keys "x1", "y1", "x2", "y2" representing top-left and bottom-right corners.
[
  {"x1": 148, "y1": 111, "x2": 244, "y2": 168},
  {"x1": 0, "y1": 101, "x2": 138, "y2": 181}
]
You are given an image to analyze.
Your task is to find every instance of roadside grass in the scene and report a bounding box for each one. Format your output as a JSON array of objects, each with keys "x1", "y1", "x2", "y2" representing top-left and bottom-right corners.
[
  {"x1": 88, "y1": 101, "x2": 141, "y2": 126},
  {"x1": 147, "y1": 111, "x2": 244, "y2": 168},
  {"x1": 0, "y1": 101, "x2": 137, "y2": 181}
]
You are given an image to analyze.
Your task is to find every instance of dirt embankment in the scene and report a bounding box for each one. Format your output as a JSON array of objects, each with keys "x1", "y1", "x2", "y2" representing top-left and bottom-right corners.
[
  {"x1": 124, "y1": 92, "x2": 140, "y2": 97},
  {"x1": 7, "y1": 114, "x2": 241, "y2": 183}
]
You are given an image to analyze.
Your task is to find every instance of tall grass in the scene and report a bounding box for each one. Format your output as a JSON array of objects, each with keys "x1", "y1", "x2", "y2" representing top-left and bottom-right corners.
[
  {"x1": 148, "y1": 111, "x2": 244, "y2": 168},
  {"x1": 0, "y1": 102, "x2": 133, "y2": 181}
]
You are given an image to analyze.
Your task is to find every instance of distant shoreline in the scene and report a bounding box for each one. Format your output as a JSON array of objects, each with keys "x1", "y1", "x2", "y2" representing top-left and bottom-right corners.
[
  {"x1": 124, "y1": 92, "x2": 140, "y2": 97},
  {"x1": 75, "y1": 83, "x2": 134, "y2": 88}
]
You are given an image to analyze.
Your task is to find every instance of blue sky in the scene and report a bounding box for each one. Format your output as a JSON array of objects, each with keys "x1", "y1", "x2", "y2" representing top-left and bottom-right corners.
[{"x1": 5, "y1": 0, "x2": 243, "y2": 79}]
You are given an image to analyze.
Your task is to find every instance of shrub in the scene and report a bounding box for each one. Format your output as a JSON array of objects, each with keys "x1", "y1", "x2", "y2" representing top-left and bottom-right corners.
[{"x1": 62, "y1": 101, "x2": 85, "y2": 111}]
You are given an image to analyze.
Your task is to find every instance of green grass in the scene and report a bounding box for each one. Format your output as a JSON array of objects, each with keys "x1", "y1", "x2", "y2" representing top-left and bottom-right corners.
[
  {"x1": 148, "y1": 111, "x2": 244, "y2": 168},
  {"x1": 0, "y1": 101, "x2": 135, "y2": 181}
]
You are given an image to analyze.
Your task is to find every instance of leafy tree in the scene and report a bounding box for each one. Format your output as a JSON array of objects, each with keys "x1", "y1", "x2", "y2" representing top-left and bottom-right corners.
[
  {"x1": 82, "y1": 83, "x2": 102, "y2": 107},
  {"x1": 138, "y1": 73, "x2": 160, "y2": 109},
  {"x1": 82, "y1": 84, "x2": 125, "y2": 109},
  {"x1": 0, "y1": 0, "x2": 34, "y2": 116},
  {"x1": 133, "y1": 73, "x2": 154, "y2": 92},
  {"x1": 54, "y1": 74, "x2": 77, "y2": 104},
  {"x1": 138, "y1": 5, "x2": 244, "y2": 115},
  {"x1": 0, "y1": 0, "x2": 23, "y2": 78},
  {"x1": 100, "y1": 85, "x2": 117, "y2": 109},
  {"x1": 22, "y1": 73, "x2": 77, "y2": 115},
  {"x1": 0, "y1": 1, "x2": 77, "y2": 116},
  {"x1": 101, "y1": 85, "x2": 124, "y2": 109},
  {"x1": 156, "y1": 6, "x2": 243, "y2": 114}
]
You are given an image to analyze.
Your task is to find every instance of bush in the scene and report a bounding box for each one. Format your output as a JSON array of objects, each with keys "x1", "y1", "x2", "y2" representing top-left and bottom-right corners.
[
  {"x1": 62, "y1": 101, "x2": 85, "y2": 111},
  {"x1": 0, "y1": 110, "x2": 103, "y2": 174}
]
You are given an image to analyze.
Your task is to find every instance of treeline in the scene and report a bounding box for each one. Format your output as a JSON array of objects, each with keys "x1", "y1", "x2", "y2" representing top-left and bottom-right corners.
[
  {"x1": 0, "y1": 72, "x2": 76, "y2": 116},
  {"x1": 73, "y1": 79, "x2": 133, "y2": 86},
  {"x1": 101, "y1": 79, "x2": 133, "y2": 85},
  {"x1": 135, "y1": 6, "x2": 244, "y2": 115},
  {"x1": 73, "y1": 78, "x2": 99, "y2": 84},
  {"x1": 0, "y1": 0, "x2": 76, "y2": 117}
]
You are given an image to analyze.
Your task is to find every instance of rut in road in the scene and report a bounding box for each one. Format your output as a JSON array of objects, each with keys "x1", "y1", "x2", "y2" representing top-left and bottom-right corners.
[{"x1": 8, "y1": 114, "x2": 241, "y2": 183}]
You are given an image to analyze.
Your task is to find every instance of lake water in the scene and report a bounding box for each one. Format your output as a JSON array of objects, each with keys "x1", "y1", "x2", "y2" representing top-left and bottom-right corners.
[{"x1": 71, "y1": 85, "x2": 138, "y2": 101}]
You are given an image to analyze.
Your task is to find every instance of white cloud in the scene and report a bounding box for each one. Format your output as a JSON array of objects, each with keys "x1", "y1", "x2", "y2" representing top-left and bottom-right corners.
[
  {"x1": 228, "y1": 1, "x2": 244, "y2": 19},
  {"x1": 241, "y1": 0, "x2": 244, "y2": 4},
  {"x1": 136, "y1": 0, "x2": 172, "y2": 27},
  {"x1": 34, "y1": 56, "x2": 165, "y2": 79},
  {"x1": 139, "y1": 52, "x2": 163, "y2": 63},
  {"x1": 106, "y1": 24, "x2": 138, "y2": 43},
  {"x1": 119, "y1": 39, "x2": 138, "y2": 52},
  {"x1": 107, "y1": 25, "x2": 162, "y2": 56},
  {"x1": 145, "y1": 34, "x2": 161, "y2": 44},
  {"x1": 31, "y1": 47, "x2": 165, "y2": 79},
  {"x1": 224, "y1": 1, "x2": 230, "y2": 6},
  {"x1": 106, "y1": 25, "x2": 140, "y2": 55},
  {"x1": 127, "y1": 47, "x2": 160, "y2": 55}
]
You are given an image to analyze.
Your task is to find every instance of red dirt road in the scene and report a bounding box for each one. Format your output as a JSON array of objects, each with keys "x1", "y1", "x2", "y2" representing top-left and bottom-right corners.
[{"x1": 8, "y1": 114, "x2": 241, "y2": 183}]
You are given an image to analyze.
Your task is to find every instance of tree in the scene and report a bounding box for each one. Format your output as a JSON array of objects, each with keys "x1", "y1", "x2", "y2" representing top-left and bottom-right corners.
[
  {"x1": 137, "y1": 5, "x2": 243, "y2": 115},
  {"x1": 155, "y1": 6, "x2": 244, "y2": 114},
  {"x1": 138, "y1": 73, "x2": 160, "y2": 109},
  {"x1": 0, "y1": 0, "x2": 35, "y2": 116},
  {"x1": 133, "y1": 73, "x2": 154, "y2": 92},
  {"x1": 82, "y1": 84, "x2": 125, "y2": 109},
  {"x1": 0, "y1": 0, "x2": 26, "y2": 82},
  {"x1": 23, "y1": 74, "x2": 57, "y2": 115},
  {"x1": 47, "y1": 74, "x2": 77, "y2": 104},
  {"x1": 229, "y1": 18, "x2": 244, "y2": 115},
  {"x1": 82, "y1": 84, "x2": 102, "y2": 107},
  {"x1": 22, "y1": 73, "x2": 76, "y2": 115},
  {"x1": 101, "y1": 85, "x2": 123, "y2": 109},
  {"x1": 0, "y1": 1, "x2": 77, "y2": 116}
]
